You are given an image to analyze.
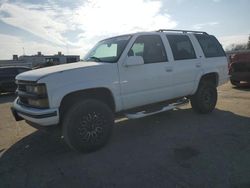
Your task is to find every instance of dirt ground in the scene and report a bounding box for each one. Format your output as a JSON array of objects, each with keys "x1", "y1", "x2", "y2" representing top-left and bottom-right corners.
[{"x1": 0, "y1": 82, "x2": 250, "y2": 188}]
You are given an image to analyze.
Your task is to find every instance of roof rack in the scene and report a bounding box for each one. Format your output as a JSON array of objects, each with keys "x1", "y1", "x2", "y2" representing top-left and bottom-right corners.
[{"x1": 156, "y1": 29, "x2": 208, "y2": 35}]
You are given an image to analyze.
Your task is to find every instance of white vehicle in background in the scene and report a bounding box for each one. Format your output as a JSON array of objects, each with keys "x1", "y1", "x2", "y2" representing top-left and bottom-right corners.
[{"x1": 11, "y1": 29, "x2": 228, "y2": 152}]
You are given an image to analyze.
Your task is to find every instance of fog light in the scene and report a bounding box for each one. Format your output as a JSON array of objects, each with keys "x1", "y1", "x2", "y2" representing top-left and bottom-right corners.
[{"x1": 28, "y1": 98, "x2": 49, "y2": 108}]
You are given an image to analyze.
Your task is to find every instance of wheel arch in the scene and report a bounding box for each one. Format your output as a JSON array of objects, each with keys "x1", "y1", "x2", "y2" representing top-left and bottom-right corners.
[
  {"x1": 192, "y1": 72, "x2": 219, "y2": 94},
  {"x1": 59, "y1": 87, "x2": 116, "y2": 119},
  {"x1": 200, "y1": 72, "x2": 219, "y2": 86}
]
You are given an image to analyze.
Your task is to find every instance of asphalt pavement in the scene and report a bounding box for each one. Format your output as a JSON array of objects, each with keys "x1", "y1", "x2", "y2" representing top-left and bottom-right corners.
[{"x1": 0, "y1": 83, "x2": 250, "y2": 188}]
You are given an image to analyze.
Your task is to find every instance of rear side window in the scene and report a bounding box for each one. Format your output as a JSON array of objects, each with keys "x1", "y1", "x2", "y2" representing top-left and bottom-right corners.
[
  {"x1": 167, "y1": 35, "x2": 196, "y2": 61},
  {"x1": 129, "y1": 35, "x2": 168, "y2": 64},
  {"x1": 195, "y1": 34, "x2": 225, "y2": 58}
]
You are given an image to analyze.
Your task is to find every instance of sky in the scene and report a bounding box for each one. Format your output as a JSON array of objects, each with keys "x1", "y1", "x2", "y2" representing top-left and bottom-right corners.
[{"x1": 0, "y1": 0, "x2": 249, "y2": 59}]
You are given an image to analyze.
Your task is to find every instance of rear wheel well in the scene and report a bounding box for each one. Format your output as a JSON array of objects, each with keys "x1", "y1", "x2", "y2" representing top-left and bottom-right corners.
[
  {"x1": 59, "y1": 88, "x2": 115, "y2": 119},
  {"x1": 200, "y1": 73, "x2": 218, "y2": 86}
]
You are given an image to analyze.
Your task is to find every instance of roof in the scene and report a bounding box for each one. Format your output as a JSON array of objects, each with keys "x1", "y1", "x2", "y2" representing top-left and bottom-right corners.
[
  {"x1": 101, "y1": 29, "x2": 210, "y2": 41},
  {"x1": 156, "y1": 29, "x2": 208, "y2": 35}
]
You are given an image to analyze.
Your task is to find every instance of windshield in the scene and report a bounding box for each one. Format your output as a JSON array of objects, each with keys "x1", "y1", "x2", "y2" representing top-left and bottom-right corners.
[{"x1": 84, "y1": 35, "x2": 131, "y2": 63}]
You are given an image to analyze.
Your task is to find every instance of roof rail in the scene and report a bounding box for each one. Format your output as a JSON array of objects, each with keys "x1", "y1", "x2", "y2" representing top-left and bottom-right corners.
[{"x1": 156, "y1": 29, "x2": 208, "y2": 35}]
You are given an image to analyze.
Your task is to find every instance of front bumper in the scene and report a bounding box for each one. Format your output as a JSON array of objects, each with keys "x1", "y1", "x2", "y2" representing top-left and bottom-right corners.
[
  {"x1": 230, "y1": 72, "x2": 250, "y2": 82},
  {"x1": 12, "y1": 98, "x2": 59, "y2": 126}
]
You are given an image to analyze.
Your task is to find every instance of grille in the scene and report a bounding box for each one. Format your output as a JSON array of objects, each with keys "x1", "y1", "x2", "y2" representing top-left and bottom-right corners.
[
  {"x1": 16, "y1": 80, "x2": 32, "y2": 107},
  {"x1": 18, "y1": 84, "x2": 26, "y2": 92}
]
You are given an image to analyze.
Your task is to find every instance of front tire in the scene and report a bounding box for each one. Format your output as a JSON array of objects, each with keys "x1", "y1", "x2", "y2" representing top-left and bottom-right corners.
[
  {"x1": 62, "y1": 99, "x2": 114, "y2": 152},
  {"x1": 230, "y1": 79, "x2": 240, "y2": 86},
  {"x1": 190, "y1": 82, "x2": 217, "y2": 114}
]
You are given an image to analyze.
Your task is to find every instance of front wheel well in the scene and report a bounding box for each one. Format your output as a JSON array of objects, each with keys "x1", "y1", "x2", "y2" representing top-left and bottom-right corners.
[{"x1": 59, "y1": 88, "x2": 115, "y2": 119}]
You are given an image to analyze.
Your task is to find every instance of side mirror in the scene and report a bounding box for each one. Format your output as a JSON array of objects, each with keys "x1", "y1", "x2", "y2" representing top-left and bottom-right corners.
[{"x1": 124, "y1": 56, "x2": 144, "y2": 67}]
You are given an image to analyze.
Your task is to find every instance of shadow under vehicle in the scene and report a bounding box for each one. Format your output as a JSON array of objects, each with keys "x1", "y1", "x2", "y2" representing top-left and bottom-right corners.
[{"x1": 1, "y1": 108, "x2": 250, "y2": 188}]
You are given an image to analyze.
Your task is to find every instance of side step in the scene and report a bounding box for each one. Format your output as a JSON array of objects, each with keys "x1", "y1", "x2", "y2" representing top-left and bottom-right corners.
[{"x1": 125, "y1": 97, "x2": 189, "y2": 119}]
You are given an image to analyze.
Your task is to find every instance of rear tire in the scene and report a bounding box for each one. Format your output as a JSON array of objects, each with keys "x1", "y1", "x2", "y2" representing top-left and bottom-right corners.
[
  {"x1": 62, "y1": 99, "x2": 114, "y2": 152},
  {"x1": 191, "y1": 82, "x2": 217, "y2": 114}
]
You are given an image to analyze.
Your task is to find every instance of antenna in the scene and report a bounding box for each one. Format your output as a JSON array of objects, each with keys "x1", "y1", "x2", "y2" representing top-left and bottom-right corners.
[{"x1": 22, "y1": 47, "x2": 26, "y2": 55}]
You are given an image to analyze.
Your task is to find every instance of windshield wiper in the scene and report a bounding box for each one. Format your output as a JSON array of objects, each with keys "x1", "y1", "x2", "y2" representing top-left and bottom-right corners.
[{"x1": 86, "y1": 56, "x2": 102, "y2": 62}]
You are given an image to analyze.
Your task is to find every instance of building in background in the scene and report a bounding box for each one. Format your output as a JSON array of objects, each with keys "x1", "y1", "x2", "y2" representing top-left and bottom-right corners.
[
  {"x1": 0, "y1": 52, "x2": 80, "y2": 68},
  {"x1": 0, "y1": 55, "x2": 27, "y2": 67}
]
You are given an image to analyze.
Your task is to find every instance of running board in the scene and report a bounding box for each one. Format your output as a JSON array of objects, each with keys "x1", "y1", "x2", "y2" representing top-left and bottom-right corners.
[{"x1": 125, "y1": 98, "x2": 189, "y2": 119}]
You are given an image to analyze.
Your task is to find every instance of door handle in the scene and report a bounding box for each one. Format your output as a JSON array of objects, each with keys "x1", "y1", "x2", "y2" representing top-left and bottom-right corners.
[
  {"x1": 196, "y1": 63, "x2": 201, "y2": 68},
  {"x1": 165, "y1": 67, "x2": 173, "y2": 72}
]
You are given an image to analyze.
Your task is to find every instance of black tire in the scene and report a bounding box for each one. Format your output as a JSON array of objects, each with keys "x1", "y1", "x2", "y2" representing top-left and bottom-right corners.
[
  {"x1": 230, "y1": 79, "x2": 240, "y2": 86},
  {"x1": 62, "y1": 99, "x2": 114, "y2": 152},
  {"x1": 0, "y1": 86, "x2": 3, "y2": 94},
  {"x1": 190, "y1": 82, "x2": 217, "y2": 114}
]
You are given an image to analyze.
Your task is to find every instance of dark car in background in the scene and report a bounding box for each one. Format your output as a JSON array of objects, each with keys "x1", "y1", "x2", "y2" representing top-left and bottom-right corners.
[
  {"x1": 229, "y1": 52, "x2": 250, "y2": 86},
  {"x1": 0, "y1": 66, "x2": 31, "y2": 94}
]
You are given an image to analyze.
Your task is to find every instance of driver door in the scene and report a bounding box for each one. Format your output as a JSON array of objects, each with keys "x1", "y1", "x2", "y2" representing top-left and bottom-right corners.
[{"x1": 118, "y1": 34, "x2": 173, "y2": 110}]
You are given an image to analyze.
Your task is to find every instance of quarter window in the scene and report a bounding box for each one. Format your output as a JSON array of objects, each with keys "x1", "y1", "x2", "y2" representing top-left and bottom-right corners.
[
  {"x1": 129, "y1": 35, "x2": 168, "y2": 64},
  {"x1": 167, "y1": 35, "x2": 196, "y2": 60},
  {"x1": 195, "y1": 34, "x2": 225, "y2": 58}
]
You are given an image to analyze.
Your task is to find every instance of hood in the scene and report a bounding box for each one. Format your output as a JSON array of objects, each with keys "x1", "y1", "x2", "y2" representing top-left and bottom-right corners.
[
  {"x1": 230, "y1": 52, "x2": 250, "y2": 63},
  {"x1": 16, "y1": 61, "x2": 103, "y2": 82}
]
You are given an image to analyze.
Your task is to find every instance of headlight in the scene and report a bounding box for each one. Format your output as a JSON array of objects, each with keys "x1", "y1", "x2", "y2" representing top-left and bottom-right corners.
[
  {"x1": 23, "y1": 83, "x2": 49, "y2": 108},
  {"x1": 27, "y1": 98, "x2": 49, "y2": 108},
  {"x1": 17, "y1": 81, "x2": 49, "y2": 109},
  {"x1": 26, "y1": 84, "x2": 47, "y2": 95}
]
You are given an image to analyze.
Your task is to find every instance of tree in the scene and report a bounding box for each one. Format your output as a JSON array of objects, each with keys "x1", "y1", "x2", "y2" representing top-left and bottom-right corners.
[
  {"x1": 225, "y1": 34, "x2": 250, "y2": 52},
  {"x1": 230, "y1": 43, "x2": 247, "y2": 51}
]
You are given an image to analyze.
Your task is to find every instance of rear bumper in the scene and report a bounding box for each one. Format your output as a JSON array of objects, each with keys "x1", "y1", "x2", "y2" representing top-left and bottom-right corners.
[
  {"x1": 230, "y1": 72, "x2": 250, "y2": 82},
  {"x1": 12, "y1": 98, "x2": 59, "y2": 126}
]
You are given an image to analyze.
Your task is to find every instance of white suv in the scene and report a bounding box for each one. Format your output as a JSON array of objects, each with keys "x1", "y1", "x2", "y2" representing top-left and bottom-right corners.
[{"x1": 11, "y1": 29, "x2": 228, "y2": 152}]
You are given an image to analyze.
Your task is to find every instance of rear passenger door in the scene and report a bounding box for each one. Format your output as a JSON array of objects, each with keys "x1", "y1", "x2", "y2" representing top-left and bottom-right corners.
[{"x1": 166, "y1": 34, "x2": 202, "y2": 97}]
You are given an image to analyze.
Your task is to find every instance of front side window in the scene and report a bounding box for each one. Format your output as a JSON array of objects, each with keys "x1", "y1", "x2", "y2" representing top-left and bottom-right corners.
[
  {"x1": 167, "y1": 35, "x2": 196, "y2": 61},
  {"x1": 84, "y1": 35, "x2": 131, "y2": 63},
  {"x1": 195, "y1": 34, "x2": 225, "y2": 58},
  {"x1": 129, "y1": 35, "x2": 168, "y2": 64}
]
